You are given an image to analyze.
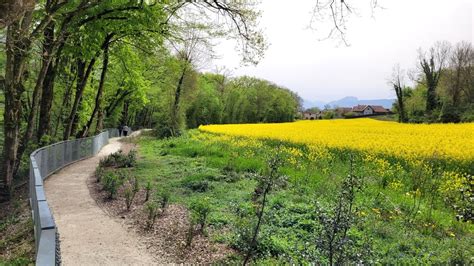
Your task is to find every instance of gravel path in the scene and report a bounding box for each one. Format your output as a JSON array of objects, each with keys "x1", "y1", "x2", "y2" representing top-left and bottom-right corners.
[{"x1": 44, "y1": 137, "x2": 157, "y2": 265}]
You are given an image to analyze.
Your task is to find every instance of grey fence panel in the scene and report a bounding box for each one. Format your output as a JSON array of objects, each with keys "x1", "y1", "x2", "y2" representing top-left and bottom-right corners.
[
  {"x1": 29, "y1": 129, "x2": 123, "y2": 266},
  {"x1": 36, "y1": 228, "x2": 56, "y2": 266}
]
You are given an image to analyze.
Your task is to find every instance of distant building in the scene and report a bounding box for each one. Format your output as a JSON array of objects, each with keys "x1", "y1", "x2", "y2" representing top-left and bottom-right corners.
[
  {"x1": 351, "y1": 105, "x2": 390, "y2": 115},
  {"x1": 302, "y1": 112, "x2": 321, "y2": 120}
]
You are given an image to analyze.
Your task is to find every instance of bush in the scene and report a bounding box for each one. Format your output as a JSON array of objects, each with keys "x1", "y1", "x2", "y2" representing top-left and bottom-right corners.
[
  {"x1": 144, "y1": 201, "x2": 159, "y2": 229},
  {"x1": 191, "y1": 197, "x2": 212, "y2": 231},
  {"x1": 343, "y1": 111, "x2": 357, "y2": 118},
  {"x1": 322, "y1": 111, "x2": 335, "y2": 120},
  {"x1": 99, "y1": 150, "x2": 137, "y2": 168},
  {"x1": 182, "y1": 175, "x2": 212, "y2": 192},
  {"x1": 95, "y1": 166, "x2": 105, "y2": 182},
  {"x1": 186, "y1": 197, "x2": 212, "y2": 247},
  {"x1": 123, "y1": 174, "x2": 140, "y2": 210},
  {"x1": 101, "y1": 171, "x2": 122, "y2": 199},
  {"x1": 156, "y1": 188, "x2": 170, "y2": 215},
  {"x1": 460, "y1": 104, "x2": 474, "y2": 122},
  {"x1": 439, "y1": 104, "x2": 461, "y2": 123},
  {"x1": 144, "y1": 180, "x2": 152, "y2": 202}
]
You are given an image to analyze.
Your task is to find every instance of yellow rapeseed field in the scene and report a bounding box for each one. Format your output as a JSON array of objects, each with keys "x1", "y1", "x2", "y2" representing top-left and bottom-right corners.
[{"x1": 199, "y1": 119, "x2": 474, "y2": 162}]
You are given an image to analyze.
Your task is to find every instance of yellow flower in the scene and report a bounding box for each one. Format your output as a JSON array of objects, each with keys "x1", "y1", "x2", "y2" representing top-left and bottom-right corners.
[{"x1": 199, "y1": 119, "x2": 474, "y2": 163}]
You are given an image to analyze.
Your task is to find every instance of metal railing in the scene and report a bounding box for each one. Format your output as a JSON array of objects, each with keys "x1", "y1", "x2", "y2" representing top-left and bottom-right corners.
[{"x1": 29, "y1": 129, "x2": 120, "y2": 265}]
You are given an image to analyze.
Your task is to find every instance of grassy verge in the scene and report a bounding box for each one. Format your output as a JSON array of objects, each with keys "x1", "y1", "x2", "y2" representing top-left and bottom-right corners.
[
  {"x1": 133, "y1": 130, "x2": 473, "y2": 264},
  {"x1": 0, "y1": 186, "x2": 35, "y2": 265}
]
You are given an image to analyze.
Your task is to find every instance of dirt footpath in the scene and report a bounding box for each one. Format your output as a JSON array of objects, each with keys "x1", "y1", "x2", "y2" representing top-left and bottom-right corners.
[{"x1": 44, "y1": 137, "x2": 157, "y2": 265}]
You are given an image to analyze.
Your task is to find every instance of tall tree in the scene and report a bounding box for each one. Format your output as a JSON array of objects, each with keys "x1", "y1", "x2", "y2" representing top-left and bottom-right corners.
[
  {"x1": 390, "y1": 64, "x2": 407, "y2": 123},
  {"x1": 418, "y1": 41, "x2": 450, "y2": 113},
  {"x1": 447, "y1": 41, "x2": 472, "y2": 106}
]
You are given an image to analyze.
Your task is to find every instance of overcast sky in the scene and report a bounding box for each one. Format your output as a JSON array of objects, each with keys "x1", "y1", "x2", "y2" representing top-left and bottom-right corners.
[{"x1": 207, "y1": 0, "x2": 473, "y2": 102}]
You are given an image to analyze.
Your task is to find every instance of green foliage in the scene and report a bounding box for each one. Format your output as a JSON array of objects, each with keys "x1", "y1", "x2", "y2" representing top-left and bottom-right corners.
[
  {"x1": 322, "y1": 111, "x2": 335, "y2": 119},
  {"x1": 144, "y1": 180, "x2": 152, "y2": 202},
  {"x1": 101, "y1": 171, "x2": 122, "y2": 199},
  {"x1": 343, "y1": 111, "x2": 357, "y2": 118},
  {"x1": 189, "y1": 197, "x2": 212, "y2": 233},
  {"x1": 220, "y1": 76, "x2": 300, "y2": 124},
  {"x1": 313, "y1": 158, "x2": 367, "y2": 264},
  {"x1": 182, "y1": 174, "x2": 212, "y2": 193},
  {"x1": 99, "y1": 150, "x2": 137, "y2": 168},
  {"x1": 156, "y1": 188, "x2": 170, "y2": 213},
  {"x1": 123, "y1": 174, "x2": 140, "y2": 211},
  {"x1": 133, "y1": 131, "x2": 474, "y2": 264},
  {"x1": 460, "y1": 104, "x2": 474, "y2": 122},
  {"x1": 439, "y1": 103, "x2": 461, "y2": 123},
  {"x1": 186, "y1": 197, "x2": 212, "y2": 247},
  {"x1": 144, "y1": 201, "x2": 159, "y2": 230}
]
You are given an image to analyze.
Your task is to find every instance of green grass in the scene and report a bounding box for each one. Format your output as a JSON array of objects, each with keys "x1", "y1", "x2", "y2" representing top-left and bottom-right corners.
[{"x1": 134, "y1": 130, "x2": 473, "y2": 264}]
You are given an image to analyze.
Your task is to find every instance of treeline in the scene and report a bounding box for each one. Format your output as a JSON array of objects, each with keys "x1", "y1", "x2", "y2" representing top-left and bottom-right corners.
[
  {"x1": 186, "y1": 75, "x2": 301, "y2": 128},
  {"x1": 0, "y1": 0, "x2": 268, "y2": 200},
  {"x1": 391, "y1": 41, "x2": 473, "y2": 123}
]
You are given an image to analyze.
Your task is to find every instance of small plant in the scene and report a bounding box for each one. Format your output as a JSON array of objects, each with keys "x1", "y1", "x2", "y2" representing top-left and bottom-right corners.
[
  {"x1": 156, "y1": 189, "x2": 170, "y2": 216},
  {"x1": 123, "y1": 176, "x2": 139, "y2": 211},
  {"x1": 190, "y1": 197, "x2": 212, "y2": 233},
  {"x1": 314, "y1": 155, "x2": 365, "y2": 265},
  {"x1": 124, "y1": 184, "x2": 135, "y2": 211},
  {"x1": 182, "y1": 174, "x2": 212, "y2": 192},
  {"x1": 144, "y1": 180, "x2": 152, "y2": 202},
  {"x1": 95, "y1": 166, "x2": 105, "y2": 183},
  {"x1": 185, "y1": 219, "x2": 195, "y2": 248},
  {"x1": 125, "y1": 149, "x2": 137, "y2": 167},
  {"x1": 99, "y1": 149, "x2": 137, "y2": 168},
  {"x1": 144, "y1": 201, "x2": 159, "y2": 229},
  {"x1": 243, "y1": 151, "x2": 286, "y2": 265},
  {"x1": 186, "y1": 197, "x2": 212, "y2": 248},
  {"x1": 101, "y1": 171, "x2": 122, "y2": 199}
]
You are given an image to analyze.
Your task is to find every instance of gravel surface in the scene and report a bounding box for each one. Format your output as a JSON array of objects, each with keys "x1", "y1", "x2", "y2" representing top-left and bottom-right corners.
[{"x1": 44, "y1": 137, "x2": 158, "y2": 265}]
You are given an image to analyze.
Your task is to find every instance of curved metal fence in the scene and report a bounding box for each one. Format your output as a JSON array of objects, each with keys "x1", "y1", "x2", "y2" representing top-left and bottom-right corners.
[{"x1": 29, "y1": 129, "x2": 119, "y2": 265}]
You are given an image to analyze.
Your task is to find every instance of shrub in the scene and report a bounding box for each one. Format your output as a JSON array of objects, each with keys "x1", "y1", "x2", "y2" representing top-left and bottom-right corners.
[
  {"x1": 322, "y1": 111, "x2": 335, "y2": 119},
  {"x1": 99, "y1": 149, "x2": 137, "y2": 168},
  {"x1": 101, "y1": 171, "x2": 122, "y2": 199},
  {"x1": 343, "y1": 111, "x2": 357, "y2": 118},
  {"x1": 144, "y1": 180, "x2": 152, "y2": 202},
  {"x1": 124, "y1": 184, "x2": 135, "y2": 211},
  {"x1": 156, "y1": 189, "x2": 170, "y2": 215},
  {"x1": 182, "y1": 175, "x2": 212, "y2": 192},
  {"x1": 95, "y1": 166, "x2": 105, "y2": 182},
  {"x1": 123, "y1": 174, "x2": 140, "y2": 211},
  {"x1": 314, "y1": 157, "x2": 366, "y2": 265},
  {"x1": 144, "y1": 201, "x2": 159, "y2": 229},
  {"x1": 460, "y1": 104, "x2": 474, "y2": 122},
  {"x1": 439, "y1": 104, "x2": 461, "y2": 123},
  {"x1": 190, "y1": 197, "x2": 212, "y2": 233}
]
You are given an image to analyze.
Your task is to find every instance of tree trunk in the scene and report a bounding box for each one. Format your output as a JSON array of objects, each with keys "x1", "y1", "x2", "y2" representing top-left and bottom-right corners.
[
  {"x1": 52, "y1": 64, "x2": 75, "y2": 139},
  {"x1": 80, "y1": 40, "x2": 110, "y2": 137},
  {"x1": 14, "y1": 21, "x2": 58, "y2": 176},
  {"x1": 171, "y1": 66, "x2": 187, "y2": 136},
  {"x1": 121, "y1": 100, "x2": 130, "y2": 125},
  {"x1": 37, "y1": 22, "x2": 58, "y2": 142},
  {"x1": 63, "y1": 57, "x2": 97, "y2": 140},
  {"x1": 1, "y1": 20, "x2": 29, "y2": 200}
]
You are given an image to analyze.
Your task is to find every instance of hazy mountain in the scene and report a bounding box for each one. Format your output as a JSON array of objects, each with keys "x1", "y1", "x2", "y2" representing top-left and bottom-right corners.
[
  {"x1": 302, "y1": 99, "x2": 326, "y2": 109},
  {"x1": 302, "y1": 96, "x2": 395, "y2": 110}
]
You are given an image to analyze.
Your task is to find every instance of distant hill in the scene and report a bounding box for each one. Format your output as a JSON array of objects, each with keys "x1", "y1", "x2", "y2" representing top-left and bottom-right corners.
[
  {"x1": 302, "y1": 99, "x2": 326, "y2": 109},
  {"x1": 303, "y1": 96, "x2": 395, "y2": 110}
]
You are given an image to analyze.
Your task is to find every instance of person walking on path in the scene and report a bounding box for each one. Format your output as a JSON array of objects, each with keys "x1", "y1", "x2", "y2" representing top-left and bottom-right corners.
[
  {"x1": 118, "y1": 124, "x2": 124, "y2": 137},
  {"x1": 123, "y1": 125, "x2": 130, "y2": 136}
]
